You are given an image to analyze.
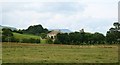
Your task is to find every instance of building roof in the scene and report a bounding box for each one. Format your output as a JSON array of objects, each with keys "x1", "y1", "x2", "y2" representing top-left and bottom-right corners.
[{"x1": 47, "y1": 30, "x2": 61, "y2": 35}]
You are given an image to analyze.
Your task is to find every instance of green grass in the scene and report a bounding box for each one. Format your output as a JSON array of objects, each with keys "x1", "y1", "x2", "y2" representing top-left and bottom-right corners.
[
  {"x1": 2, "y1": 42, "x2": 118, "y2": 63},
  {"x1": 13, "y1": 33, "x2": 40, "y2": 39},
  {"x1": 41, "y1": 39, "x2": 47, "y2": 44}
]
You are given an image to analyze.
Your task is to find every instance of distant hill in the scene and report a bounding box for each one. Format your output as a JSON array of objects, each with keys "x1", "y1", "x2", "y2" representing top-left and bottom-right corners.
[
  {"x1": 49, "y1": 29, "x2": 72, "y2": 33},
  {"x1": 0, "y1": 25, "x2": 72, "y2": 33},
  {"x1": 0, "y1": 25, "x2": 17, "y2": 31}
]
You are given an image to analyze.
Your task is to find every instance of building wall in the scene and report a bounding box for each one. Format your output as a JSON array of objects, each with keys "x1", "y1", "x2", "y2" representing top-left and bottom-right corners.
[{"x1": 47, "y1": 34, "x2": 57, "y2": 39}]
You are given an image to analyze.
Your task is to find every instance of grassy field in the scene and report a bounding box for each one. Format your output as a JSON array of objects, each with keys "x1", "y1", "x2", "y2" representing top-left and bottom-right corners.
[
  {"x1": 2, "y1": 42, "x2": 118, "y2": 63},
  {"x1": 13, "y1": 33, "x2": 40, "y2": 39}
]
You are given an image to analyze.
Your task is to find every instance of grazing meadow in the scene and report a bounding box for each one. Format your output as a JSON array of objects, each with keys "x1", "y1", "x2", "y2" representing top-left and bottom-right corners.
[{"x1": 2, "y1": 42, "x2": 118, "y2": 63}]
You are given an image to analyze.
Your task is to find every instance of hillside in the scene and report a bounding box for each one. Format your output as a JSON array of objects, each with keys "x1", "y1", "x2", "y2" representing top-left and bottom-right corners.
[{"x1": 13, "y1": 33, "x2": 40, "y2": 39}]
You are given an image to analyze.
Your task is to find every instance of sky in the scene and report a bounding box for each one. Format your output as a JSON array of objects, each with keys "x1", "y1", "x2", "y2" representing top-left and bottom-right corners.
[{"x1": 0, "y1": 0, "x2": 119, "y2": 35}]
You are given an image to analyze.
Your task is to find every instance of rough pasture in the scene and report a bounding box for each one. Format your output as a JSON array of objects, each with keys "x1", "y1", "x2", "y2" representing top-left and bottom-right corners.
[{"x1": 2, "y1": 42, "x2": 118, "y2": 63}]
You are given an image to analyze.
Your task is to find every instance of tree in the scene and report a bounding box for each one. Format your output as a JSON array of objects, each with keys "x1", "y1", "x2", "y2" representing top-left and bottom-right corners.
[
  {"x1": 40, "y1": 33, "x2": 47, "y2": 39},
  {"x1": 2, "y1": 28, "x2": 14, "y2": 42},
  {"x1": 69, "y1": 32, "x2": 82, "y2": 45},
  {"x1": 22, "y1": 24, "x2": 49, "y2": 35},
  {"x1": 106, "y1": 31, "x2": 120, "y2": 44},
  {"x1": 55, "y1": 31, "x2": 105, "y2": 45},
  {"x1": 2, "y1": 28, "x2": 13, "y2": 36},
  {"x1": 113, "y1": 22, "x2": 120, "y2": 29},
  {"x1": 13, "y1": 29, "x2": 23, "y2": 34},
  {"x1": 54, "y1": 39, "x2": 61, "y2": 44},
  {"x1": 46, "y1": 38, "x2": 53, "y2": 44},
  {"x1": 55, "y1": 33, "x2": 70, "y2": 44},
  {"x1": 84, "y1": 33, "x2": 93, "y2": 44},
  {"x1": 106, "y1": 22, "x2": 120, "y2": 44},
  {"x1": 92, "y1": 32, "x2": 105, "y2": 44}
]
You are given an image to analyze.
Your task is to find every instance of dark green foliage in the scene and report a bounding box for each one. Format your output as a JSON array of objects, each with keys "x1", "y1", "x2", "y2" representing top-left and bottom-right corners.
[
  {"x1": 113, "y1": 22, "x2": 120, "y2": 29},
  {"x1": 69, "y1": 32, "x2": 83, "y2": 45},
  {"x1": 92, "y1": 32, "x2": 105, "y2": 44},
  {"x1": 20, "y1": 38, "x2": 40, "y2": 43},
  {"x1": 22, "y1": 24, "x2": 49, "y2": 35},
  {"x1": 54, "y1": 39, "x2": 61, "y2": 44},
  {"x1": 13, "y1": 29, "x2": 23, "y2": 34},
  {"x1": 2, "y1": 22, "x2": 119, "y2": 45},
  {"x1": 56, "y1": 33, "x2": 70, "y2": 44},
  {"x1": 2, "y1": 28, "x2": 14, "y2": 42},
  {"x1": 106, "y1": 22, "x2": 120, "y2": 44},
  {"x1": 11, "y1": 37, "x2": 19, "y2": 42},
  {"x1": 54, "y1": 22, "x2": 119, "y2": 45},
  {"x1": 83, "y1": 33, "x2": 93, "y2": 44},
  {"x1": 40, "y1": 33, "x2": 47, "y2": 39},
  {"x1": 106, "y1": 31, "x2": 120, "y2": 44},
  {"x1": 2, "y1": 28, "x2": 13, "y2": 37},
  {"x1": 55, "y1": 32, "x2": 105, "y2": 45},
  {"x1": 46, "y1": 38, "x2": 53, "y2": 44}
]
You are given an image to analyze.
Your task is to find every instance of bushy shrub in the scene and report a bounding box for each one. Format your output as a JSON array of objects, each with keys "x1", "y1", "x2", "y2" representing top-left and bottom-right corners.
[
  {"x1": 54, "y1": 39, "x2": 61, "y2": 44},
  {"x1": 21, "y1": 38, "x2": 40, "y2": 43},
  {"x1": 46, "y1": 38, "x2": 53, "y2": 44}
]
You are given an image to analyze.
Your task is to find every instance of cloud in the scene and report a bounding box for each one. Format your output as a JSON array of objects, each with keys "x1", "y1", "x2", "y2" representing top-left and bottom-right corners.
[
  {"x1": 1, "y1": 0, "x2": 119, "y2": 35},
  {"x1": 1, "y1": 2, "x2": 85, "y2": 27},
  {"x1": 0, "y1": 0, "x2": 76, "y2": 2},
  {"x1": 82, "y1": 2, "x2": 118, "y2": 19},
  {"x1": 42, "y1": 2, "x2": 85, "y2": 14},
  {"x1": 2, "y1": 2, "x2": 85, "y2": 14}
]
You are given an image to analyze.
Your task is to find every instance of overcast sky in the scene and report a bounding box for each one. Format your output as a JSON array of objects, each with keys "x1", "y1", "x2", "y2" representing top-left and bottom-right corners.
[{"x1": 0, "y1": 0, "x2": 119, "y2": 35}]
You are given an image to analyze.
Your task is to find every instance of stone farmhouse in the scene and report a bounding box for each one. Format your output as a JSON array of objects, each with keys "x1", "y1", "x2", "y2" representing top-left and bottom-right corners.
[{"x1": 47, "y1": 30, "x2": 61, "y2": 40}]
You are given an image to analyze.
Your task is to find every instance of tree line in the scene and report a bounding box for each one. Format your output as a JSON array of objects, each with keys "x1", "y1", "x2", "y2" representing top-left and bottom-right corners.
[
  {"x1": 54, "y1": 32, "x2": 105, "y2": 45},
  {"x1": 13, "y1": 24, "x2": 49, "y2": 35},
  {"x1": 1, "y1": 22, "x2": 120, "y2": 44},
  {"x1": 54, "y1": 22, "x2": 120, "y2": 45}
]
